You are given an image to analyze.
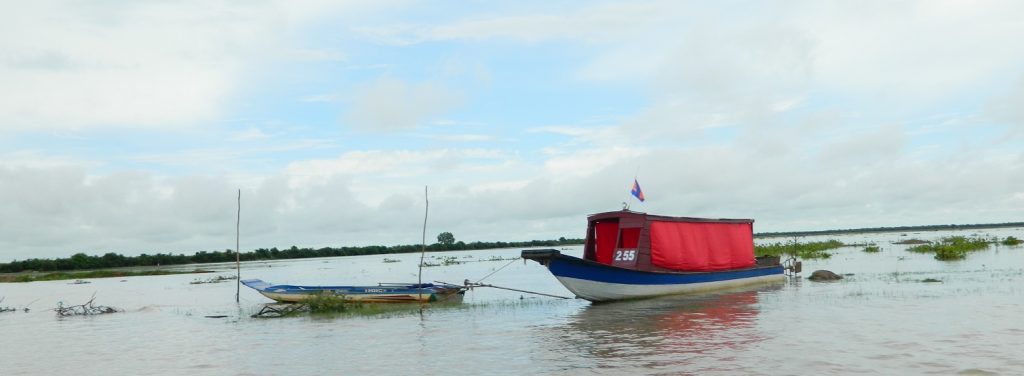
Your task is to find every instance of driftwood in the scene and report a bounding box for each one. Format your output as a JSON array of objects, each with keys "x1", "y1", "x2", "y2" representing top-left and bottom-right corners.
[
  {"x1": 0, "y1": 297, "x2": 14, "y2": 313},
  {"x1": 0, "y1": 297, "x2": 37, "y2": 313},
  {"x1": 55, "y1": 294, "x2": 120, "y2": 317},
  {"x1": 189, "y1": 275, "x2": 238, "y2": 285},
  {"x1": 252, "y1": 303, "x2": 308, "y2": 318}
]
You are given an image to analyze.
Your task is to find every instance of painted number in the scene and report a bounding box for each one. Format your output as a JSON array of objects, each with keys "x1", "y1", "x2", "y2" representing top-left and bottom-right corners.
[{"x1": 614, "y1": 250, "x2": 636, "y2": 261}]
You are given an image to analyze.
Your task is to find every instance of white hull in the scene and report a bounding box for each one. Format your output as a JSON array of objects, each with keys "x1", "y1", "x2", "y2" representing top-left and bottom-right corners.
[
  {"x1": 555, "y1": 274, "x2": 785, "y2": 302},
  {"x1": 256, "y1": 290, "x2": 465, "y2": 304}
]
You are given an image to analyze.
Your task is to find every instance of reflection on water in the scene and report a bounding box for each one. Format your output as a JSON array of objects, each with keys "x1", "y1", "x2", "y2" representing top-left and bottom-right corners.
[{"x1": 543, "y1": 285, "x2": 779, "y2": 374}]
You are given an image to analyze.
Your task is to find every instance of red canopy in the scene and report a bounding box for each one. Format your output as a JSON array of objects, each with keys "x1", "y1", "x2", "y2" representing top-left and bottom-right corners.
[
  {"x1": 584, "y1": 211, "x2": 756, "y2": 272},
  {"x1": 649, "y1": 220, "x2": 755, "y2": 271}
]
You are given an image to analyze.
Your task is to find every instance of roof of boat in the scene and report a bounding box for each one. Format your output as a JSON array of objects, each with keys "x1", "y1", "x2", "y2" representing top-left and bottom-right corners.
[{"x1": 586, "y1": 210, "x2": 753, "y2": 224}]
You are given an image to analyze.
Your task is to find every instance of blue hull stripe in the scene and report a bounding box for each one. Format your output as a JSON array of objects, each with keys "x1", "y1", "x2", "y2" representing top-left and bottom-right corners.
[
  {"x1": 241, "y1": 279, "x2": 457, "y2": 295},
  {"x1": 547, "y1": 255, "x2": 782, "y2": 285}
]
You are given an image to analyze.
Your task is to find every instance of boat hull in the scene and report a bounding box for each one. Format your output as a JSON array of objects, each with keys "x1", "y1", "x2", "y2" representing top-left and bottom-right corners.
[
  {"x1": 241, "y1": 279, "x2": 466, "y2": 304},
  {"x1": 523, "y1": 250, "x2": 784, "y2": 302}
]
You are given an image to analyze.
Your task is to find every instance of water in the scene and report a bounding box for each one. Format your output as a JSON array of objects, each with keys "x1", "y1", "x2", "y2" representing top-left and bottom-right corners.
[{"x1": 2, "y1": 228, "x2": 1023, "y2": 375}]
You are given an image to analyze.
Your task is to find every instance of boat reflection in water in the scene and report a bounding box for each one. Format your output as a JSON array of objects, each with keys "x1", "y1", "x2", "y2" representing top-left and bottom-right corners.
[{"x1": 540, "y1": 284, "x2": 782, "y2": 374}]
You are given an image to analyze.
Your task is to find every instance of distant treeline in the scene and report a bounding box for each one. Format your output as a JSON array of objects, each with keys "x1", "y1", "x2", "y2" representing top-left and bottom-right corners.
[
  {"x1": 755, "y1": 222, "x2": 1024, "y2": 238},
  {"x1": 0, "y1": 238, "x2": 584, "y2": 274}
]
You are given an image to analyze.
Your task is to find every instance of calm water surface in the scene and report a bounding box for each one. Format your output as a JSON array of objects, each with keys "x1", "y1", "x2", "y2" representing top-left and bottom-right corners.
[{"x1": 2, "y1": 228, "x2": 1023, "y2": 375}]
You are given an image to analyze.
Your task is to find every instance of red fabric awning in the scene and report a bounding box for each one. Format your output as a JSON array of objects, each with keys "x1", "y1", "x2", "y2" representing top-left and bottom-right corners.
[{"x1": 649, "y1": 221, "x2": 755, "y2": 271}]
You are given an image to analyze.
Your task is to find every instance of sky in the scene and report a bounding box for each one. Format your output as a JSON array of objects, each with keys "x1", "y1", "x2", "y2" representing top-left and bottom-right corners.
[{"x1": 1, "y1": 0, "x2": 1023, "y2": 261}]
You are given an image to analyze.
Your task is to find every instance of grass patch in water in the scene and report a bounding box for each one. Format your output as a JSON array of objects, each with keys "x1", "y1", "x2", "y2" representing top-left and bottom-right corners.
[
  {"x1": 894, "y1": 239, "x2": 931, "y2": 245},
  {"x1": 755, "y1": 239, "x2": 843, "y2": 259},
  {"x1": 263, "y1": 295, "x2": 469, "y2": 319},
  {"x1": 906, "y1": 236, "x2": 991, "y2": 260},
  {"x1": 1002, "y1": 236, "x2": 1022, "y2": 246},
  {"x1": 304, "y1": 293, "x2": 363, "y2": 313},
  {"x1": 862, "y1": 245, "x2": 881, "y2": 253}
]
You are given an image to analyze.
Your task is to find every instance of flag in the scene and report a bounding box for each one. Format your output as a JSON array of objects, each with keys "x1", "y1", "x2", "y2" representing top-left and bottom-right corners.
[{"x1": 630, "y1": 179, "x2": 645, "y2": 202}]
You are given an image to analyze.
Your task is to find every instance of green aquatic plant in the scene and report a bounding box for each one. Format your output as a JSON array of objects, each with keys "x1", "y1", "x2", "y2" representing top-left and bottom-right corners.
[
  {"x1": 755, "y1": 239, "x2": 843, "y2": 259},
  {"x1": 304, "y1": 293, "x2": 363, "y2": 313},
  {"x1": 1002, "y1": 236, "x2": 1022, "y2": 246},
  {"x1": 893, "y1": 239, "x2": 931, "y2": 245},
  {"x1": 904, "y1": 236, "x2": 991, "y2": 261},
  {"x1": 906, "y1": 245, "x2": 933, "y2": 254},
  {"x1": 256, "y1": 295, "x2": 467, "y2": 319},
  {"x1": 862, "y1": 245, "x2": 881, "y2": 253}
]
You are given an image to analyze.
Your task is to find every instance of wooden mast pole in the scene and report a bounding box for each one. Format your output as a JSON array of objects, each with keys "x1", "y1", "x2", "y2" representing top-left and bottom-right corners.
[
  {"x1": 418, "y1": 186, "x2": 429, "y2": 300},
  {"x1": 235, "y1": 189, "x2": 241, "y2": 303}
]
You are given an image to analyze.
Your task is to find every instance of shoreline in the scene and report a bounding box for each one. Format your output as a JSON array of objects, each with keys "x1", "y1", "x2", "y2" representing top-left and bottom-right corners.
[
  {"x1": 0, "y1": 268, "x2": 216, "y2": 283},
  {"x1": 754, "y1": 222, "x2": 1024, "y2": 238}
]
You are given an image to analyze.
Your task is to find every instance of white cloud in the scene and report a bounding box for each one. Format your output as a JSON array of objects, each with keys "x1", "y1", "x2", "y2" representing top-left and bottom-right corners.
[
  {"x1": 801, "y1": 1, "x2": 1024, "y2": 99},
  {"x1": 365, "y1": 1, "x2": 683, "y2": 45},
  {"x1": 0, "y1": 0, "x2": 372, "y2": 131},
  {"x1": 344, "y1": 77, "x2": 464, "y2": 131},
  {"x1": 3, "y1": 1, "x2": 1024, "y2": 262},
  {"x1": 2, "y1": 137, "x2": 1022, "y2": 261}
]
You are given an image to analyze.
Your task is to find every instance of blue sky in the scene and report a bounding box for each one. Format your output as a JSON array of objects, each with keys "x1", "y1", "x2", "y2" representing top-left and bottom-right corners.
[{"x1": 1, "y1": 1, "x2": 1023, "y2": 260}]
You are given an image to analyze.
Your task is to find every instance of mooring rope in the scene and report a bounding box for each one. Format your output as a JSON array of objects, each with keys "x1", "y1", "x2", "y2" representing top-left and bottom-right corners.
[
  {"x1": 473, "y1": 257, "x2": 521, "y2": 284},
  {"x1": 439, "y1": 254, "x2": 577, "y2": 300},
  {"x1": 466, "y1": 282, "x2": 573, "y2": 299}
]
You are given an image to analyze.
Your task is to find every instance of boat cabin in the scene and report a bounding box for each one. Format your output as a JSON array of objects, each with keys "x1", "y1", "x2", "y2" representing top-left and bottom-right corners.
[{"x1": 582, "y1": 211, "x2": 757, "y2": 272}]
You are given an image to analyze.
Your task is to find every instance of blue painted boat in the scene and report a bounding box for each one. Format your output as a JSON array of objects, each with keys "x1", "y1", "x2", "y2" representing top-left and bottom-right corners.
[
  {"x1": 522, "y1": 211, "x2": 785, "y2": 302},
  {"x1": 241, "y1": 279, "x2": 466, "y2": 304}
]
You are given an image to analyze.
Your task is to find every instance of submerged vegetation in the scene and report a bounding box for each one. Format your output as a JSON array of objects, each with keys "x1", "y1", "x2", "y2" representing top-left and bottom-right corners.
[
  {"x1": 906, "y1": 236, "x2": 992, "y2": 261},
  {"x1": 1002, "y1": 236, "x2": 1022, "y2": 246},
  {"x1": 304, "y1": 293, "x2": 364, "y2": 313},
  {"x1": 894, "y1": 239, "x2": 931, "y2": 245},
  {"x1": 755, "y1": 240, "x2": 844, "y2": 259},
  {"x1": 862, "y1": 245, "x2": 882, "y2": 253},
  {"x1": 253, "y1": 294, "x2": 457, "y2": 318}
]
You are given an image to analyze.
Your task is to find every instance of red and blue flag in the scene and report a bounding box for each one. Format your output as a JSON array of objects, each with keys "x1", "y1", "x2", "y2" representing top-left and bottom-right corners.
[{"x1": 630, "y1": 179, "x2": 645, "y2": 202}]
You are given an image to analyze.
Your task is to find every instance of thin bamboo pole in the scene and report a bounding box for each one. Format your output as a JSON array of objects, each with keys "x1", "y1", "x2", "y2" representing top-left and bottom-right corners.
[
  {"x1": 418, "y1": 186, "x2": 429, "y2": 300},
  {"x1": 235, "y1": 189, "x2": 241, "y2": 303}
]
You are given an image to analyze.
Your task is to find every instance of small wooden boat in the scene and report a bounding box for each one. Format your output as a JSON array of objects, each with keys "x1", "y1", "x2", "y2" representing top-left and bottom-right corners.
[
  {"x1": 522, "y1": 210, "x2": 787, "y2": 302},
  {"x1": 241, "y1": 279, "x2": 466, "y2": 304}
]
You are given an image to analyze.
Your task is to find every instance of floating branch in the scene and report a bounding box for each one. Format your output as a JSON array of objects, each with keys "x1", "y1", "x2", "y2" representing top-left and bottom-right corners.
[
  {"x1": 190, "y1": 275, "x2": 238, "y2": 285},
  {"x1": 252, "y1": 304, "x2": 307, "y2": 318},
  {"x1": 55, "y1": 294, "x2": 120, "y2": 317},
  {"x1": 0, "y1": 297, "x2": 15, "y2": 313}
]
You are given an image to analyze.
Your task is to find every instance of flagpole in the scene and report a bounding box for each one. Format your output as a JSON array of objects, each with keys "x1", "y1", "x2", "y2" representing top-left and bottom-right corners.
[{"x1": 626, "y1": 169, "x2": 634, "y2": 211}]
